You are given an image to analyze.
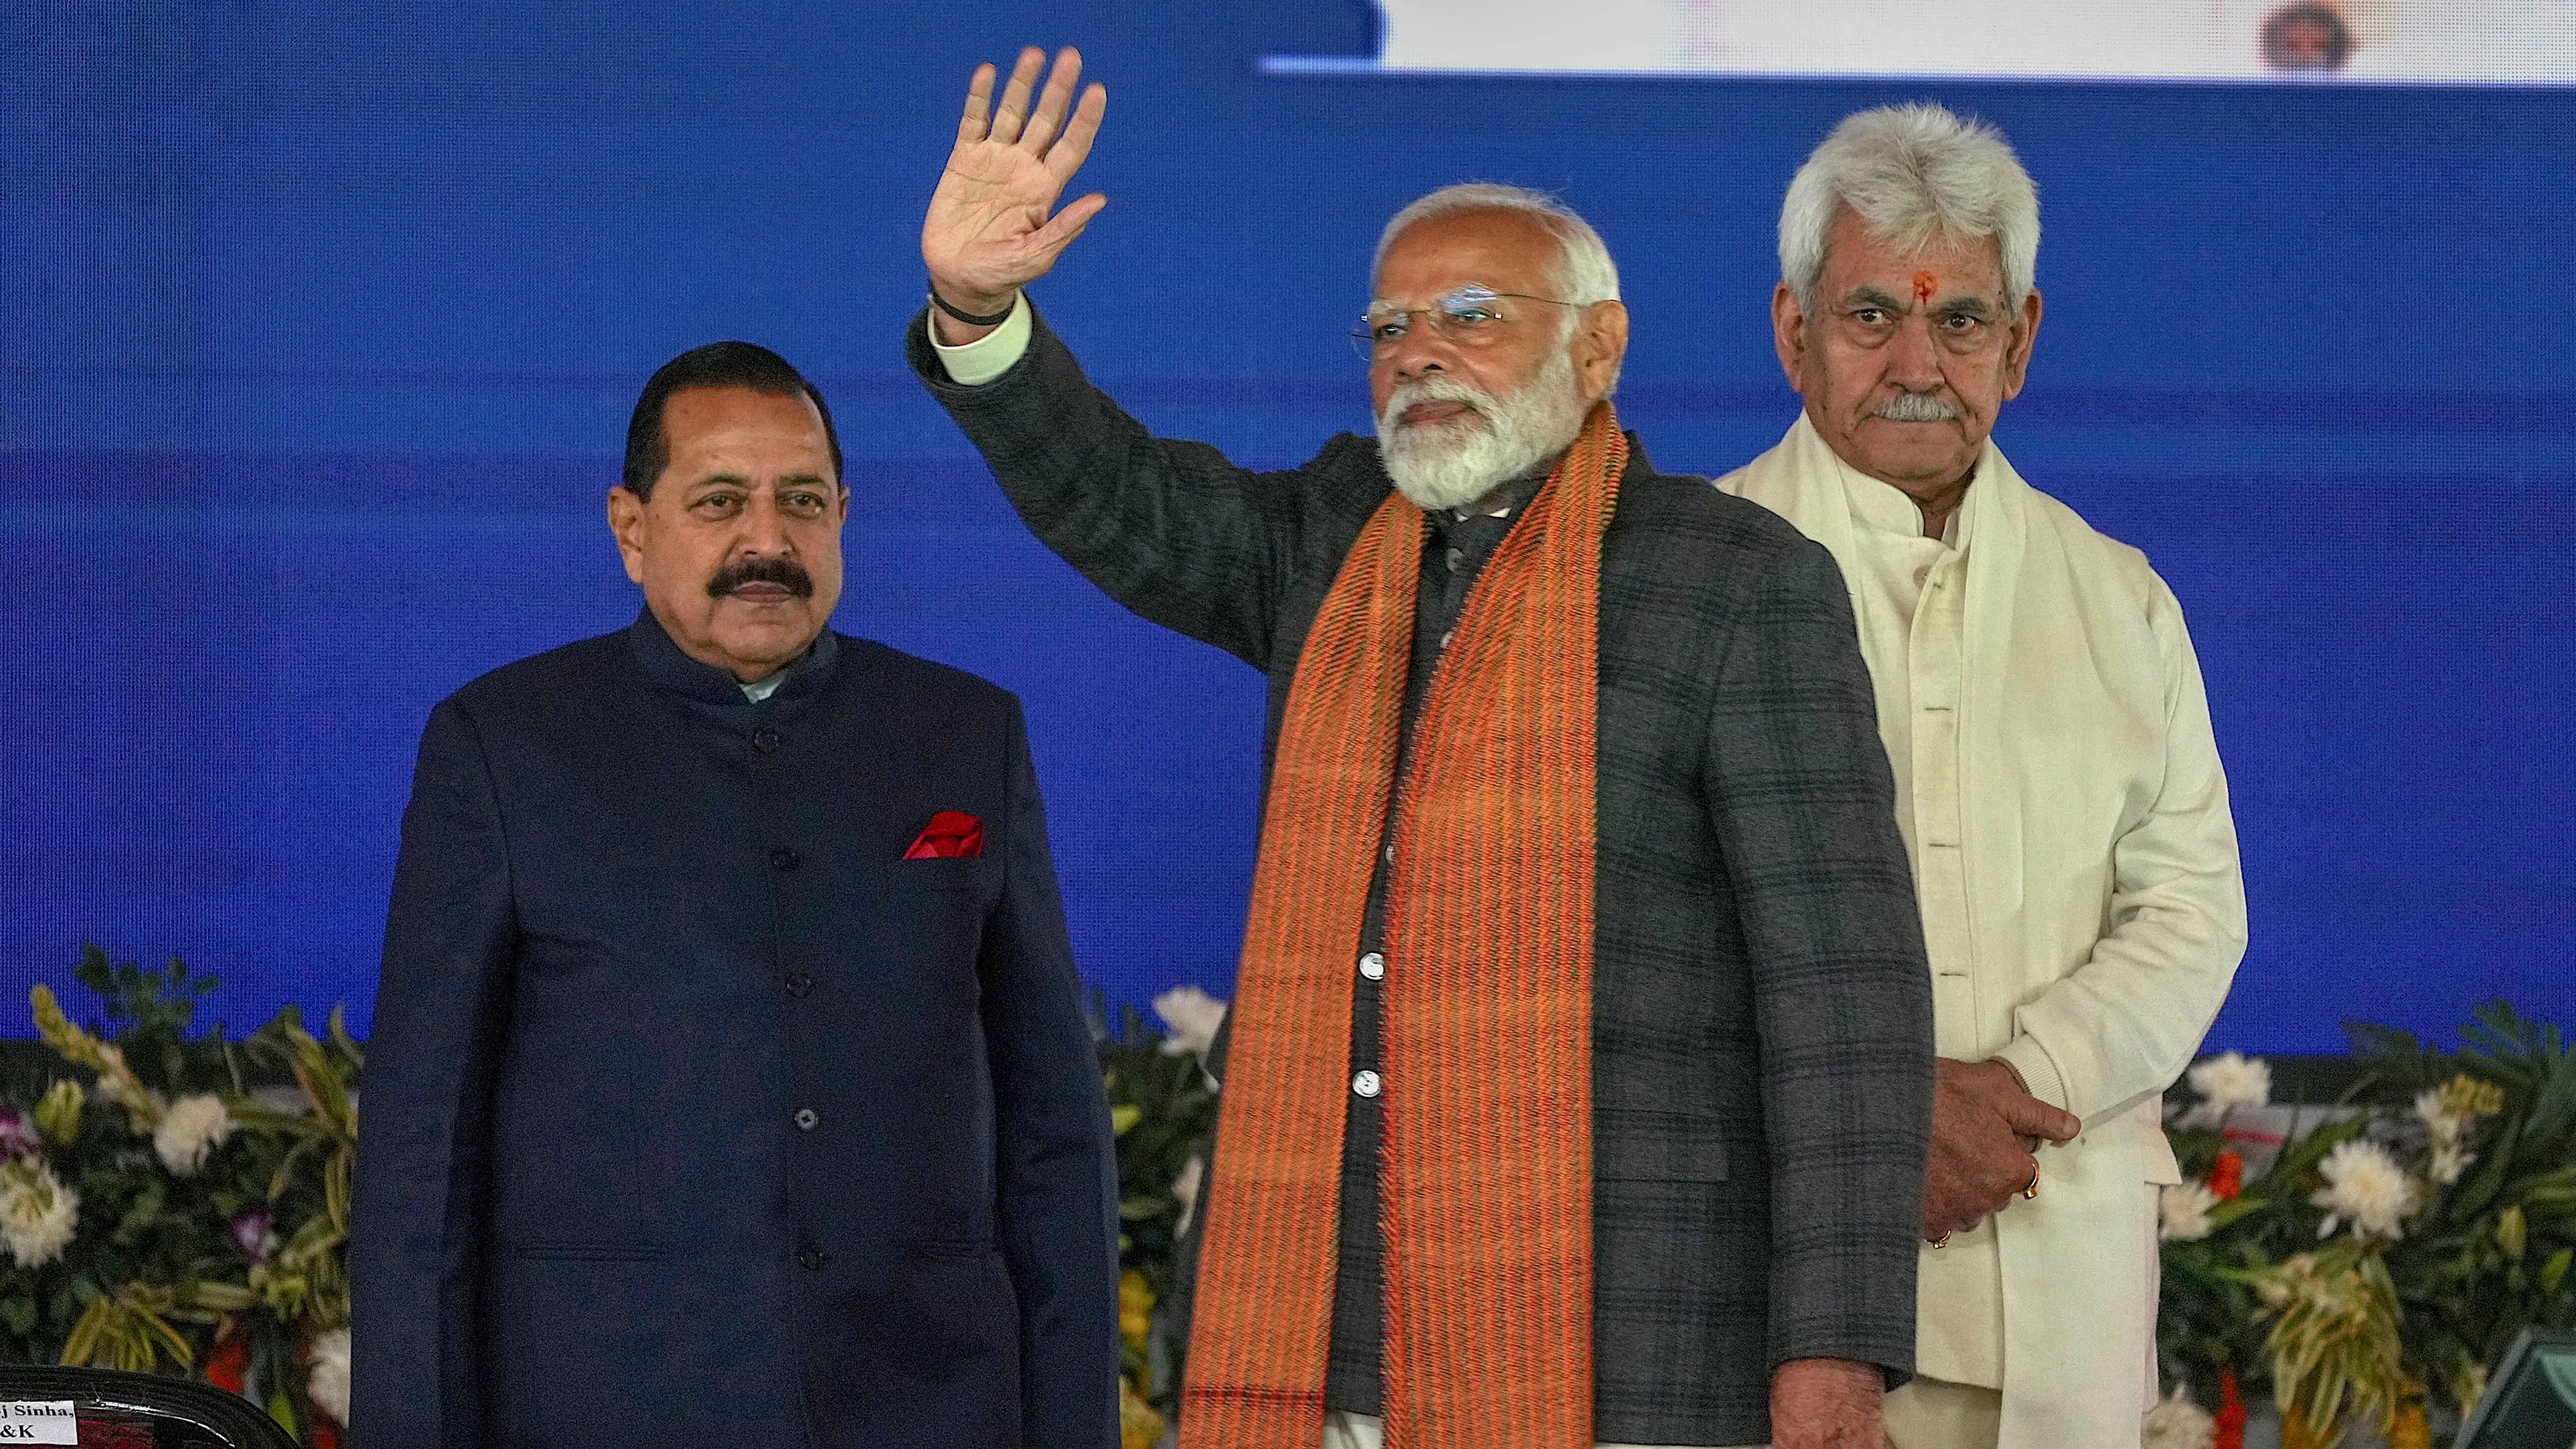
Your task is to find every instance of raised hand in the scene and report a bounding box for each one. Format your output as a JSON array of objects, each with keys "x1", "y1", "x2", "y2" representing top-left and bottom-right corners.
[{"x1": 922, "y1": 46, "x2": 1108, "y2": 336}]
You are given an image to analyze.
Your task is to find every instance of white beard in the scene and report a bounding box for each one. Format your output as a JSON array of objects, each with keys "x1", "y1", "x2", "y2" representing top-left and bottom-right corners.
[{"x1": 1377, "y1": 347, "x2": 1591, "y2": 512}]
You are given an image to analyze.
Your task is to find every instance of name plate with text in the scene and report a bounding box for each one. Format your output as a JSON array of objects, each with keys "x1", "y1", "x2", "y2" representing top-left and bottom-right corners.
[{"x1": 0, "y1": 1403, "x2": 75, "y2": 1445}]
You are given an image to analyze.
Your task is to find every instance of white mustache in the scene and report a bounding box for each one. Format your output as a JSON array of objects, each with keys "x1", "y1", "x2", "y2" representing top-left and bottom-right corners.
[
  {"x1": 1873, "y1": 391, "x2": 1961, "y2": 423},
  {"x1": 1380, "y1": 377, "x2": 1494, "y2": 433}
]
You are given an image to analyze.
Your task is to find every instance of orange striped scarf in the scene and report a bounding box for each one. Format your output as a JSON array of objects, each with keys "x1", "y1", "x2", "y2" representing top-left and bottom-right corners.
[{"x1": 1181, "y1": 401, "x2": 1625, "y2": 1449}]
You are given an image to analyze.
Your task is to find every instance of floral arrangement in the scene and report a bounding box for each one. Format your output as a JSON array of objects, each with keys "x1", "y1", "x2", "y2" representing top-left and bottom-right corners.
[
  {"x1": 1101, "y1": 985, "x2": 1225, "y2": 1449},
  {"x1": 10, "y1": 951, "x2": 2563, "y2": 1449},
  {"x1": 0, "y1": 948, "x2": 353, "y2": 1444},
  {"x1": 2153, "y1": 1004, "x2": 2576, "y2": 1449}
]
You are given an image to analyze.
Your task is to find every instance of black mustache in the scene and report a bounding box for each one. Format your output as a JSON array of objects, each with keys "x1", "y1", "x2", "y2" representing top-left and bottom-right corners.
[{"x1": 706, "y1": 557, "x2": 815, "y2": 600}]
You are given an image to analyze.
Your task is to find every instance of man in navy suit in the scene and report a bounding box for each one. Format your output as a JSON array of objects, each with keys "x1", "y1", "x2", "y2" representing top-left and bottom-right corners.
[{"x1": 352, "y1": 341, "x2": 1121, "y2": 1448}]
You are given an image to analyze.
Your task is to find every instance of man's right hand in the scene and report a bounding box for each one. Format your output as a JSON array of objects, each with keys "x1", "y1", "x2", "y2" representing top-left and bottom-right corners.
[
  {"x1": 1921, "y1": 1057, "x2": 2081, "y2": 1241},
  {"x1": 921, "y1": 46, "x2": 1108, "y2": 343}
]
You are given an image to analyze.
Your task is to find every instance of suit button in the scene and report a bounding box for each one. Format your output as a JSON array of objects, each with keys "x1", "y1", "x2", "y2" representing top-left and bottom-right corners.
[
  {"x1": 769, "y1": 846, "x2": 802, "y2": 873},
  {"x1": 751, "y1": 725, "x2": 785, "y2": 756},
  {"x1": 1352, "y1": 1070, "x2": 1382, "y2": 1098},
  {"x1": 785, "y1": 971, "x2": 814, "y2": 998},
  {"x1": 794, "y1": 1107, "x2": 820, "y2": 1132},
  {"x1": 798, "y1": 1241, "x2": 826, "y2": 1271},
  {"x1": 1358, "y1": 952, "x2": 1385, "y2": 981}
]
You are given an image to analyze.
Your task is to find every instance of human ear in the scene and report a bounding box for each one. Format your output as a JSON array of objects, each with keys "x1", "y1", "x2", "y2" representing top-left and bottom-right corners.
[
  {"x1": 1771, "y1": 283, "x2": 1810, "y2": 394},
  {"x1": 1576, "y1": 300, "x2": 1631, "y2": 402},
  {"x1": 2000, "y1": 287, "x2": 2043, "y2": 401},
  {"x1": 608, "y1": 486, "x2": 649, "y2": 585}
]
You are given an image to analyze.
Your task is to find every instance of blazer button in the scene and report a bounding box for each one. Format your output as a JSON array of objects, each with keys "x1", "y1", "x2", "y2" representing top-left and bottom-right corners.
[
  {"x1": 794, "y1": 1107, "x2": 820, "y2": 1132},
  {"x1": 769, "y1": 846, "x2": 802, "y2": 873},
  {"x1": 751, "y1": 725, "x2": 785, "y2": 756},
  {"x1": 797, "y1": 1241, "x2": 827, "y2": 1271},
  {"x1": 1352, "y1": 1070, "x2": 1382, "y2": 1098},
  {"x1": 1358, "y1": 952, "x2": 1385, "y2": 981},
  {"x1": 785, "y1": 970, "x2": 815, "y2": 998}
]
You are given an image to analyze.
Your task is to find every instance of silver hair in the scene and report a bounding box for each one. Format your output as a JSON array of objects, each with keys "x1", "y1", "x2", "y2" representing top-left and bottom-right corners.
[
  {"x1": 1373, "y1": 183, "x2": 1623, "y2": 307},
  {"x1": 1778, "y1": 103, "x2": 2039, "y2": 314}
]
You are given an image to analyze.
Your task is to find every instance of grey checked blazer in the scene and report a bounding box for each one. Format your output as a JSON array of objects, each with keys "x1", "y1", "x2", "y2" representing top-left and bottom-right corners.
[{"x1": 909, "y1": 309, "x2": 1934, "y2": 1446}]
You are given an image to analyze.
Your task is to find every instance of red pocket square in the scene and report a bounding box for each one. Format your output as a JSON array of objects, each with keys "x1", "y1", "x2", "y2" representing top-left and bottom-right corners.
[{"x1": 902, "y1": 811, "x2": 984, "y2": 860}]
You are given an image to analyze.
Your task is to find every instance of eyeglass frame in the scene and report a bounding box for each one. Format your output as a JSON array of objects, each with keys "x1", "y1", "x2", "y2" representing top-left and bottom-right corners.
[{"x1": 1349, "y1": 284, "x2": 1592, "y2": 355}]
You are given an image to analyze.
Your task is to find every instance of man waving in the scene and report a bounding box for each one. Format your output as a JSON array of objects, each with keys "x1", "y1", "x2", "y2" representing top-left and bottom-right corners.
[{"x1": 911, "y1": 49, "x2": 1937, "y2": 1449}]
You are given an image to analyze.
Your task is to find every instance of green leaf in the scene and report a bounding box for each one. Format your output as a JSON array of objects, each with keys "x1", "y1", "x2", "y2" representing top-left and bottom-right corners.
[
  {"x1": 2450, "y1": 1115, "x2": 2519, "y2": 1221},
  {"x1": 1110, "y1": 1104, "x2": 1142, "y2": 1136},
  {"x1": 113, "y1": 1181, "x2": 166, "y2": 1246},
  {"x1": 2206, "y1": 1195, "x2": 2270, "y2": 1232},
  {"x1": 2542, "y1": 1246, "x2": 2573, "y2": 1297}
]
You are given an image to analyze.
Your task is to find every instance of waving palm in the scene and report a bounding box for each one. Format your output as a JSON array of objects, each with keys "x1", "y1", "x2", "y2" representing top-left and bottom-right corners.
[{"x1": 923, "y1": 46, "x2": 1109, "y2": 319}]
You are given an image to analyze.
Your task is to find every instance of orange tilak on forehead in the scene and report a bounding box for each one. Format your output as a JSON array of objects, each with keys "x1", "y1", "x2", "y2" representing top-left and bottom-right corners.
[{"x1": 1912, "y1": 271, "x2": 1939, "y2": 304}]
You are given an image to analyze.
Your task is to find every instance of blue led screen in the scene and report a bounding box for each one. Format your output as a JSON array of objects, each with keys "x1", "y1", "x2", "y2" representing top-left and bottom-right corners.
[{"x1": 3, "y1": 3, "x2": 2570, "y2": 1050}]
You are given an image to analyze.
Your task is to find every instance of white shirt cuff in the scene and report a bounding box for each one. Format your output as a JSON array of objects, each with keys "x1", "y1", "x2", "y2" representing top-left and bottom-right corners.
[
  {"x1": 926, "y1": 291, "x2": 1033, "y2": 387},
  {"x1": 1992, "y1": 1035, "x2": 2072, "y2": 1115}
]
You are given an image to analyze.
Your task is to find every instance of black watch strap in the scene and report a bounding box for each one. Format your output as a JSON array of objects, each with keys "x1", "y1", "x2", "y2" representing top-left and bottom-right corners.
[{"x1": 928, "y1": 283, "x2": 1017, "y2": 328}]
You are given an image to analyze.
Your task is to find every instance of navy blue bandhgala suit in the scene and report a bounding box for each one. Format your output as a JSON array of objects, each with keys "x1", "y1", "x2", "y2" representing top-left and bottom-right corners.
[{"x1": 352, "y1": 612, "x2": 1121, "y2": 1449}]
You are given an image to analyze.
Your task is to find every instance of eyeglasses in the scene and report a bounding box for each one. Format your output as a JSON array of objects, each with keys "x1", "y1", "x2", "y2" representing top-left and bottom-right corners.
[{"x1": 1350, "y1": 285, "x2": 1585, "y2": 357}]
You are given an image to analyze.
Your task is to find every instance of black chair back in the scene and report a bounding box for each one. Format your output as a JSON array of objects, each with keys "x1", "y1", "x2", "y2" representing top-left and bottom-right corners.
[
  {"x1": 2456, "y1": 1328, "x2": 2576, "y2": 1449},
  {"x1": 0, "y1": 1367, "x2": 301, "y2": 1449}
]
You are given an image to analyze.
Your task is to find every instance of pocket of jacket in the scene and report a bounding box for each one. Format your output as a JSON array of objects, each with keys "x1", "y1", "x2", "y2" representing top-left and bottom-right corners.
[{"x1": 889, "y1": 857, "x2": 990, "y2": 893}]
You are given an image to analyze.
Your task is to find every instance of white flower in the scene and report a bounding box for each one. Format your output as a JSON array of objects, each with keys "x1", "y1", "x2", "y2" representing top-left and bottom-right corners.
[
  {"x1": 2179, "y1": 1052, "x2": 2270, "y2": 1128},
  {"x1": 1153, "y1": 986, "x2": 1228, "y2": 1059},
  {"x1": 2142, "y1": 1387, "x2": 2217, "y2": 1449},
  {"x1": 2429, "y1": 1140, "x2": 2477, "y2": 1187},
  {"x1": 2310, "y1": 1138, "x2": 2421, "y2": 1240},
  {"x1": 152, "y1": 1094, "x2": 234, "y2": 1176},
  {"x1": 306, "y1": 1327, "x2": 351, "y2": 1426},
  {"x1": 2159, "y1": 1181, "x2": 2221, "y2": 1242},
  {"x1": 1173, "y1": 1155, "x2": 1206, "y2": 1238},
  {"x1": 0, "y1": 1159, "x2": 80, "y2": 1268},
  {"x1": 2414, "y1": 1087, "x2": 2467, "y2": 1149}
]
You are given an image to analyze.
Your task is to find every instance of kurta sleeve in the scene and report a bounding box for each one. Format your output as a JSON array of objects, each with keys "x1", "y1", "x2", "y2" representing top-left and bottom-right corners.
[
  {"x1": 980, "y1": 696, "x2": 1123, "y2": 1449},
  {"x1": 1701, "y1": 538, "x2": 1936, "y2": 1383},
  {"x1": 907, "y1": 303, "x2": 1358, "y2": 673},
  {"x1": 352, "y1": 698, "x2": 518, "y2": 1449},
  {"x1": 1991, "y1": 574, "x2": 2248, "y2": 1125}
]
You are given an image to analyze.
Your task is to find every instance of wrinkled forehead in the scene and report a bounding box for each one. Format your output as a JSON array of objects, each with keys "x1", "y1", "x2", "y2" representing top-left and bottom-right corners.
[
  {"x1": 1824, "y1": 207, "x2": 2007, "y2": 297},
  {"x1": 1371, "y1": 207, "x2": 1564, "y2": 303}
]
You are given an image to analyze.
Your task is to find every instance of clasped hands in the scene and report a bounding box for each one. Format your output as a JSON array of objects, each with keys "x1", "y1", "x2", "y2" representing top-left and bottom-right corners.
[{"x1": 1922, "y1": 1058, "x2": 2082, "y2": 1242}]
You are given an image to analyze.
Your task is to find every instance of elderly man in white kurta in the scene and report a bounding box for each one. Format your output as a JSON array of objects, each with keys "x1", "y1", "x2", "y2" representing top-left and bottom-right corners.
[{"x1": 1716, "y1": 103, "x2": 2249, "y2": 1449}]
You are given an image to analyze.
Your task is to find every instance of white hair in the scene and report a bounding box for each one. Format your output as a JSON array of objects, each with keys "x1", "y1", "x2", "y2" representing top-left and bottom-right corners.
[
  {"x1": 1374, "y1": 183, "x2": 1622, "y2": 307},
  {"x1": 1778, "y1": 103, "x2": 2039, "y2": 314}
]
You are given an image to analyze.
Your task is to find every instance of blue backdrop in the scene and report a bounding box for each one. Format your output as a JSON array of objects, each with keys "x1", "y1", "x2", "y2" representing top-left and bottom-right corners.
[{"x1": 5, "y1": 3, "x2": 2570, "y2": 1051}]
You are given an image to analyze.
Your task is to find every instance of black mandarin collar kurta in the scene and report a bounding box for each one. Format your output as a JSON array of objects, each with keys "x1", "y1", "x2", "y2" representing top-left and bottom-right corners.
[
  {"x1": 1327, "y1": 472, "x2": 1547, "y2": 1412},
  {"x1": 624, "y1": 605, "x2": 841, "y2": 710}
]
